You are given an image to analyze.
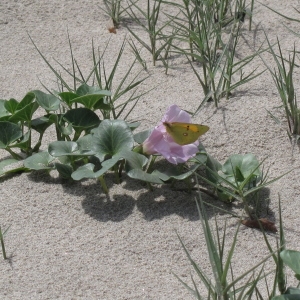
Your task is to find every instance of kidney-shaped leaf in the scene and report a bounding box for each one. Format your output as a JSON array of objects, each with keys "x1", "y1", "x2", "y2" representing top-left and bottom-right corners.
[
  {"x1": 48, "y1": 140, "x2": 94, "y2": 157},
  {"x1": 133, "y1": 129, "x2": 152, "y2": 144},
  {"x1": 17, "y1": 92, "x2": 35, "y2": 110},
  {"x1": 71, "y1": 155, "x2": 122, "y2": 180},
  {"x1": 280, "y1": 250, "x2": 300, "y2": 275},
  {"x1": 58, "y1": 92, "x2": 79, "y2": 108},
  {"x1": 4, "y1": 98, "x2": 19, "y2": 114},
  {"x1": 76, "y1": 84, "x2": 111, "y2": 97},
  {"x1": 155, "y1": 163, "x2": 203, "y2": 182},
  {"x1": 222, "y1": 154, "x2": 261, "y2": 179},
  {"x1": 0, "y1": 100, "x2": 10, "y2": 120},
  {"x1": 63, "y1": 108, "x2": 100, "y2": 131},
  {"x1": 91, "y1": 120, "x2": 134, "y2": 161},
  {"x1": 272, "y1": 295, "x2": 300, "y2": 300},
  {"x1": 285, "y1": 288, "x2": 300, "y2": 295},
  {"x1": 221, "y1": 153, "x2": 261, "y2": 186},
  {"x1": 72, "y1": 94, "x2": 111, "y2": 110},
  {"x1": 24, "y1": 152, "x2": 55, "y2": 170},
  {"x1": 9, "y1": 102, "x2": 39, "y2": 123},
  {"x1": 48, "y1": 141, "x2": 79, "y2": 157},
  {"x1": 31, "y1": 90, "x2": 60, "y2": 111},
  {"x1": 127, "y1": 169, "x2": 164, "y2": 184},
  {"x1": 122, "y1": 151, "x2": 148, "y2": 171},
  {"x1": 0, "y1": 159, "x2": 27, "y2": 176},
  {"x1": 72, "y1": 163, "x2": 98, "y2": 180},
  {"x1": 31, "y1": 115, "x2": 55, "y2": 134},
  {"x1": 55, "y1": 163, "x2": 73, "y2": 179},
  {"x1": 10, "y1": 130, "x2": 31, "y2": 151},
  {"x1": 0, "y1": 121, "x2": 22, "y2": 148},
  {"x1": 76, "y1": 134, "x2": 95, "y2": 155}
]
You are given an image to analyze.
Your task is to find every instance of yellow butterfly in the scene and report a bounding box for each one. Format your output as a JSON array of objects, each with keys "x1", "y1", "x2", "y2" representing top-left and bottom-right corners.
[{"x1": 163, "y1": 122, "x2": 209, "y2": 145}]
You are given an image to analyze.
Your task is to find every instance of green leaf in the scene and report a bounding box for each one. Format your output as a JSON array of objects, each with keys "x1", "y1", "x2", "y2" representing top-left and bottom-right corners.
[
  {"x1": 91, "y1": 119, "x2": 134, "y2": 161},
  {"x1": 127, "y1": 168, "x2": 164, "y2": 184},
  {"x1": 205, "y1": 153, "x2": 222, "y2": 184},
  {"x1": 153, "y1": 162, "x2": 203, "y2": 182},
  {"x1": 122, "y1": 151, "x2": 148, "y2": 171},
  {"x1": 54, "y1": 163, "x2": 73, "y2": 179},
  {"x1": 10, "y1": 130, "x2": 31, "y2": 151},
  {"x1": 0, "y1": 121, "x2": 22, "y2": 148},
  {"x1": 71, "y1": 84, "x2": 111, "y2": 110},
  {"x1": 76, "y1": 84, "x2": 111, "y2": 97},
  {"x1": 272, "y1": 295, "x2": 300, "y2": 300},
  {"x1": 48, "y1": 141, "x2": 79, "y2": 157},
  {"x1": 71, "y1": 163, "x2": 98, "y2": 180},
  {"x1": 31, "y1": 90, "x2": 60, "y2": 111},
  {"x1": 72, "y1": 151, "x2": 148, "y2": 182},
  {"x1": 71, "y1": 156, "x2": 121, "y2": 180},
  {"x1": 58, "y1": 92, "x2": 78, "y2": 107},
  {"x1": 48, "y1": 140, "x2": 94, "y2": 156},
  {"x1": 0, "y1": 100, "x2": 10, "y2": 119},
  {"x1": 127, "y1": 122, "x2": 140, "y2": 131},
  {"x1": 285, "y1": 288, "x2": 300, "y2": 295},
  {"x1": 9, "y1": 102, "x2": 39, "y2": 123},
  {"x1": 0, "y1": 159, "x2": 27, "y2": 176},
  {"x1": 63, "y1": 108, "x2": 100, "y2": 131},
  {"x1": 31, "y1": 115, "x2": 55, "y2": 134},
  {"x1": 220, "y1": 153, "x2": 261, "y2": 186},
  {"x1": 280, "y1": 250, "x2": 300, "y2": 275},
  {"x1": 76, "y1": 134, "x2": 95, "y2": 154},
  {"x1": 72, "y1": 94, "x2": 108, "y2": 110},
  {"x1": 24, "y1": 152, "x2": 55, "y2": 170},
  {"x1": 4, "y1": 98, "x2": 19, "y2": 114},
  {"x1": 17, "y1": 92, "x2": 35, "y2": 110},
  {"x1": 133, "y1": 129, "x2": 152, "y2": 144}
]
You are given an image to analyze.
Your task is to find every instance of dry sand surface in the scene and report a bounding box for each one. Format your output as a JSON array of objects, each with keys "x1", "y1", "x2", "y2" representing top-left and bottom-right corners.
[{"x1": 1, "y1": 0, "x2": 300, "y2": 299}]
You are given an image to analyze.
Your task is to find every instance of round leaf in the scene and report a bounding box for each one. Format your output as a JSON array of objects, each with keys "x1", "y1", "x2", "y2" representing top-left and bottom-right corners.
[
  {"x1": 76, "y1": 84, "x2": 111, "y2": 97},
  {"x1": 0, "y1": 121, "x2": 22, "y2": 148},
  {"x1": 63, "y1": 108, "x2": 100, "y2": 131},
  {"x1": 0, "y1": 159, "x2": 27, "y2": 176},
  {"x1": 72, "y1": 156, "x2": 121, "y2": 180},
  {"x1": 134, "y1": 129, "x2": 152, "y2": 144},
  {"x1": 4, "y1": 98, "x2": 19, "y2": 114},
  {"x1": 24, "y1": 152, "x2": 55, "y2": 170},
  {"x1": 0, "y1": 100, "x2": 10, "y2": 119},
  {"x1": 32, "y1": 90, "x2": 60, "y2": 111},
  {"x1": 48, "y1": 141, "x2": 79, "y2": 157},
  {"x1": 54, "y1": 163, "x2": 73, "y2": 179},
  {"x1": 58, "y1": 92, "x2": 78, "y2": 107},
  {"x1": 9, "y1": 102, "x2": 39, "y2": 123},
  {"x1": 280, "y1": 250, "x2": 300, "y2": 275},
  {"x1": 222, "y1": 154, "x2": 261, "y2": 179},
  {"x1": 91, "y1": 120, "x2": 134, "y2": 161},
  {"x1": 127, "y1": 169, "x2": 164, "y2": 184}
]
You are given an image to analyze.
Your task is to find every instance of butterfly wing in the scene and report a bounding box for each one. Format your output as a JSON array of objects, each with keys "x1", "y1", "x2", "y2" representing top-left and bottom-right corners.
[{"x1": 163, "y1": 122, "x2": 209, "y2": 145}]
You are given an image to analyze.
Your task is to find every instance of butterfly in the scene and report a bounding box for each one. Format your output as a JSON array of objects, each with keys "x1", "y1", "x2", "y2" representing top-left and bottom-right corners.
[{"x1": 163, "y1": 122, "x2": 209, "y2": 145}]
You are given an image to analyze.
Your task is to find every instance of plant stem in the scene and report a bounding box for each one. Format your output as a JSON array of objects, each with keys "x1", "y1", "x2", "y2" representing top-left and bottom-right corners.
[
  {"x1": 114, "y1": 164, "x2": 120, "y2": 184},
  {"x1": 5, "y1": 148, "x2": 23, "y2": 160},
  {"x1": 98, "y1": 175, "x2": 109, "y2": 194},
  {"x1": 0, "y1": 226, "x2": 7, "y2": 260}
]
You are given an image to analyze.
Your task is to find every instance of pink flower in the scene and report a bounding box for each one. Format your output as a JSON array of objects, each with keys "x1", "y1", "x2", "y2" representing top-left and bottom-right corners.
[{"x1": 142, "y1": 105, "x2": 199, "y2": 164}]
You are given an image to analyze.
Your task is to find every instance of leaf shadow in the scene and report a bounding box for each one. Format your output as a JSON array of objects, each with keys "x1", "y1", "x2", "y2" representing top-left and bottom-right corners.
[
  {"x1": 134, "y1": 185, "x2": 228, "y2": 221},
  {"x1": 61, "y1": 173, "x2": 136, "y2": 222},
  {"x1": 25, "y1": 168, "x2": 276, "y2": 225}
]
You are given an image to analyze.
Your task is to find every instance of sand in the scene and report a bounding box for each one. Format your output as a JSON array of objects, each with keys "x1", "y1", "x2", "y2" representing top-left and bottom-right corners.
[{"x1": 1, "y1": 0, "x2": 300, "y2": 299}]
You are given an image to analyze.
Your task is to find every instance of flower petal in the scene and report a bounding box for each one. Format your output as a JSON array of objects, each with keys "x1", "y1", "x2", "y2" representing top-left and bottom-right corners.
[
  {"x1": 142, "y1": 105, "x2": 199, "y2": 164},
  {"x1": 162, "y1": 104, "x2": 191, "y2": 123}
]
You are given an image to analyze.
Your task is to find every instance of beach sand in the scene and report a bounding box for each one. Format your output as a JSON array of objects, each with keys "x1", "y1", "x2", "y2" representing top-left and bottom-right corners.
[{"x1": 1, "y1": 1, "x2": 300, "y2": 299}]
